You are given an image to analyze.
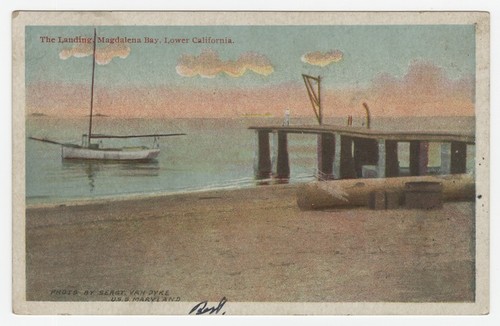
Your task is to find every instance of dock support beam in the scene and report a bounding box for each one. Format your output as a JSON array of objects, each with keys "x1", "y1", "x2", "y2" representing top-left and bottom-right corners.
[
  {"x1": 385, "y1": 140, "x2": 399, "y2": 177},
  {"x1": 254, "y1": 130, "x2": 272, "y2": 179},
  {"x1": 333, "y1": 133, "x2": 341, "y2": 179},
  {"x1": 450, "y1": 141, "x2": 467, "y2": 174},
  {"x1": 377, "y1": 139, "x2": 386, "y2": 178},
  {"x1": 409, "y1": 140, "x2": 429, "y2": 176},
  {"x1": 353, "y1": 138, "x2": 378, "y2": 177},
  {"x1": 272, "y1": 131, "x2": 290, "y2": 179},
  {"x1": 317, "y1": 133, "x2": 335, "y2": 180},
  {"x1": 339, "y1": 136, "x2": 356, "y2": 179}
]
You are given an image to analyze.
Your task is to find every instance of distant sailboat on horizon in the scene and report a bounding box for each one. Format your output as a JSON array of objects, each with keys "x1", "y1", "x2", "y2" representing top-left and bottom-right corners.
[{"x1": 30, "y1": 28, "x2": 185, "y2": 162}]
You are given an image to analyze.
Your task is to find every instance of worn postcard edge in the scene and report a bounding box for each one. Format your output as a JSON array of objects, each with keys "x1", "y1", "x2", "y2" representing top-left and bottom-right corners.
[{"x1": 12, "y1": 10, "x2": 490, "y2": 315}]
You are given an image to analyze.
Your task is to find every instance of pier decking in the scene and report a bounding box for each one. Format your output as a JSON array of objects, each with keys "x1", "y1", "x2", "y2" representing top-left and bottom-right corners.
[{"x1": 249, "y1": 124, "x2": 475, "y2": 180}]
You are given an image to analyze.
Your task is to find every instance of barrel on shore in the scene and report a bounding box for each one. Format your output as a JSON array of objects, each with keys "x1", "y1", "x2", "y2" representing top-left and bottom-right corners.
[{"x1": 297, "y1": 174, "x2": 475, "y2": 210}]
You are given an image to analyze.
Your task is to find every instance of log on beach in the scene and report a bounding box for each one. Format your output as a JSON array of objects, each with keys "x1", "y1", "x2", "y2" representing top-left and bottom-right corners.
[{"x1": 297, "y1": 174, "x2": 475, "y2": 210}]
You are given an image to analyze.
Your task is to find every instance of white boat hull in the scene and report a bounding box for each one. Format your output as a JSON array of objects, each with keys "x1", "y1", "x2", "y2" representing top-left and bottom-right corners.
[{"x1": 62, "y1": 145, "x2": 160, "y2": 161}]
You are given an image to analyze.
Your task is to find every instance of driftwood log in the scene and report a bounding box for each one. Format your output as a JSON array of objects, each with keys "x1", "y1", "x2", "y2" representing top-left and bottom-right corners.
[{"x1": 297, "y1": 174, "x2": 475, "y2": 210}]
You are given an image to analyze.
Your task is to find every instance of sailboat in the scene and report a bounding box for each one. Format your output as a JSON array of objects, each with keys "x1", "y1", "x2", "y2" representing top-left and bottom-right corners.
[{"x1": 30, "y1": 28, "x2": 185, "y2": 162}]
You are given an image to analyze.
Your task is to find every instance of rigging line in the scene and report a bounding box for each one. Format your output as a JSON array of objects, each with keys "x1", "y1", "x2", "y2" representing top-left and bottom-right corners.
[
  {"x1": 302, "y1": 74, "x2": 320, "y2": 82},
  {"x1": 89, "y1": 133, "x2": 186, "y2": 139},
  {"x1": 28, "y1": 136, "x2": 64, "y2": 145},
  {"x1": 302, "y1": 77, "x2": 320, "y2": 120},
  {"x1": 302, "y1": 75, "x2": 320, "y2": 105}
]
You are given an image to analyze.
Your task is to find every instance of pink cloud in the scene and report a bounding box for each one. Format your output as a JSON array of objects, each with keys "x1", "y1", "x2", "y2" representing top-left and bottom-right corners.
[
  {"x1": 59, "y1": 42, "x2": 131, "y2": 65},
  {"x1": 366, "y1": 61, "x2": 474, "y2": 116},
  {"x1": 176, "y1": 49, "x2": 274, "y2": 78},
  {"x1": 301, "y1": 50, "x2": 343, "y2": 67}
]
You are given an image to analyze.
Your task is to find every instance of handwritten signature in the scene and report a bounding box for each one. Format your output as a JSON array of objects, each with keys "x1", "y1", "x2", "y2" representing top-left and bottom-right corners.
[{"x1": 189, "y1": 297, "x2": 227, "y2": 315}]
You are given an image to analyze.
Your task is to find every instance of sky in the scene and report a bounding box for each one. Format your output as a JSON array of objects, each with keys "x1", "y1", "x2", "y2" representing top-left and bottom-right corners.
[{"x1": 25, "y1": 24, "x2": 476, "y2": 118}]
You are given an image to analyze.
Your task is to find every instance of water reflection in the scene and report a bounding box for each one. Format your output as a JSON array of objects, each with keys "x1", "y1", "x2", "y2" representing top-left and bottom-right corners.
[
  {"x1": 62, "y1": 160, "x2": 160, "y2": 193},
  {"x1": 254, "y1": 175, "x2": 290, "y2": 186},
  {"x1": 84, "y1": 162, "x2": 96, "y2": 192}
]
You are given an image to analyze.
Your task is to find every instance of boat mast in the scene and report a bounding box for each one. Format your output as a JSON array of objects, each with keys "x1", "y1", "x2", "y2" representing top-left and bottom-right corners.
[{"x1": 88, "y1": 28, "x2": 97, "y2": 147}]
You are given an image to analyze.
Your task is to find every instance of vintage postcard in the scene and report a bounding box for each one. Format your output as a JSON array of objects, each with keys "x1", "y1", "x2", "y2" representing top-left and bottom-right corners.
[{"x1": 12, "y1": 11, "x2": 489, "y2": 315}]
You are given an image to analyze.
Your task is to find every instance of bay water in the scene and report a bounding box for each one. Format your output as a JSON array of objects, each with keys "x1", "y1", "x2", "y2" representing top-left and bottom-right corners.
[{"x1": 26, "y1": 116, "x2": 475, "y2": 205}]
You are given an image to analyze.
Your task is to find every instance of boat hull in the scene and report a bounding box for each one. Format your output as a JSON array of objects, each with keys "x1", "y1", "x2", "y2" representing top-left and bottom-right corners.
[{"x1": 62, "y1": 145, "x2": 160, "y2": 161}]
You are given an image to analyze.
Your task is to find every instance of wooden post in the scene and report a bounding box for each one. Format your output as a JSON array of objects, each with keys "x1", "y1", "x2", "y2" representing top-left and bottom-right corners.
[
  {"x1": 450, "y1": 141, "x2": 467, "y2": 174},
  {"x1": 409, "y1": 141, "x2": 419, "y2": 176},
  {"x1": 272, "y1": 131, "x2": 290, "y2": 178},
  {"x1": 340, "y1": 136, "x2": 356, "y2": 179},
  {"x1": 317, "y1": 133, "x2": 335, "y2": 180},
  {"x1": 385, "y1": 140, "x2": 399, "y2": 177},
  {"x1": 254, "y1": 130, "x2": 271, "y2": 179},
  {"x1": 333, "y1": 133, "x2": 341, "y2": 179},
  {"x1": 409, "y1": 141, "x2": 429, "y2": 176},
  {"x1": 353, "y1": 138, "x2": 378, "y2": 177},
  {"x1": 376, "y1": 139, "x2": 386, "y2": 178}
]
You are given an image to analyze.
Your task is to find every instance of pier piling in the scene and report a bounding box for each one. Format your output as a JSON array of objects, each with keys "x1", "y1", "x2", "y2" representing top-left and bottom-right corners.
[
  {"x1": 377, "y1": 140, "x2": 386, "y2": 178},
  {"x1": 272, "y1": 131, "x2": 290, "y2": 178},
  {"x1": 340, "y1": 136, "x2": 356, "y2": 179},
  {"x1": 316, "y1": 133, "x2": 335, "y2": 180},
  {"x1": 254, "y1": 130, "x2": 272, "y2": 178},
  {"x1": 450, "y1": 141, "x2": 467, "y2": 174},
  {"x1": 353, "y1": 138, "x2": 379, "y2": 177},
  {"x1": 385, "y1": 140, "x2": 399, "y2": 177},
  {"x1": 409, "y1": 140, "x2": 429, "y2": 176},
  {"x1": 249, "y1": 124, "x2": 474, "y2": 181}
]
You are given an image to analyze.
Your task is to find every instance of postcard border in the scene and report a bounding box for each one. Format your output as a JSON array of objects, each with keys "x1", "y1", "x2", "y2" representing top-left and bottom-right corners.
[{"x1": 12, "y1": 10, "x2": 490, "y2": 315}]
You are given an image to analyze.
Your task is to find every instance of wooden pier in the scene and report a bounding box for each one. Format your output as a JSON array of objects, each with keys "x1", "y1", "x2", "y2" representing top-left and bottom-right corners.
[{"x1": 249, "y1": 125, "x2": 475, "y2": 180}]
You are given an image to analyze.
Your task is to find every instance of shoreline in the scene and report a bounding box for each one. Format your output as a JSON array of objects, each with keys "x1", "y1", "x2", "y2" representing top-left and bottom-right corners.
[
  {"x1": 25, "y1": 182, "x2": 302, "y2": 209},
  {"x1": 26, "y1": 173, "x2": 474, "y2": 210}
]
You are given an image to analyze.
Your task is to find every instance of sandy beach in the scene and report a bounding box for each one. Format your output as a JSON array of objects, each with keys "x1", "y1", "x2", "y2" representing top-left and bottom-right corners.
[{"x1": 26, "y1": 184, "x2": 475, "y2": 303}]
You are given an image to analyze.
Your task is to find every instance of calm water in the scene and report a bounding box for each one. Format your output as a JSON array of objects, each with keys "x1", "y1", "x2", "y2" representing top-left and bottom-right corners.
[{"x1": 26, "y1": 116, "x2": 475, "y2": 205}]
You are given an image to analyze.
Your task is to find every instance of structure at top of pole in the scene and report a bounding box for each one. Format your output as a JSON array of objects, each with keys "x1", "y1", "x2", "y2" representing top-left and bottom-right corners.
[{"x1": 302, "y1": 74, "x2": 322, "y2": 125}]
